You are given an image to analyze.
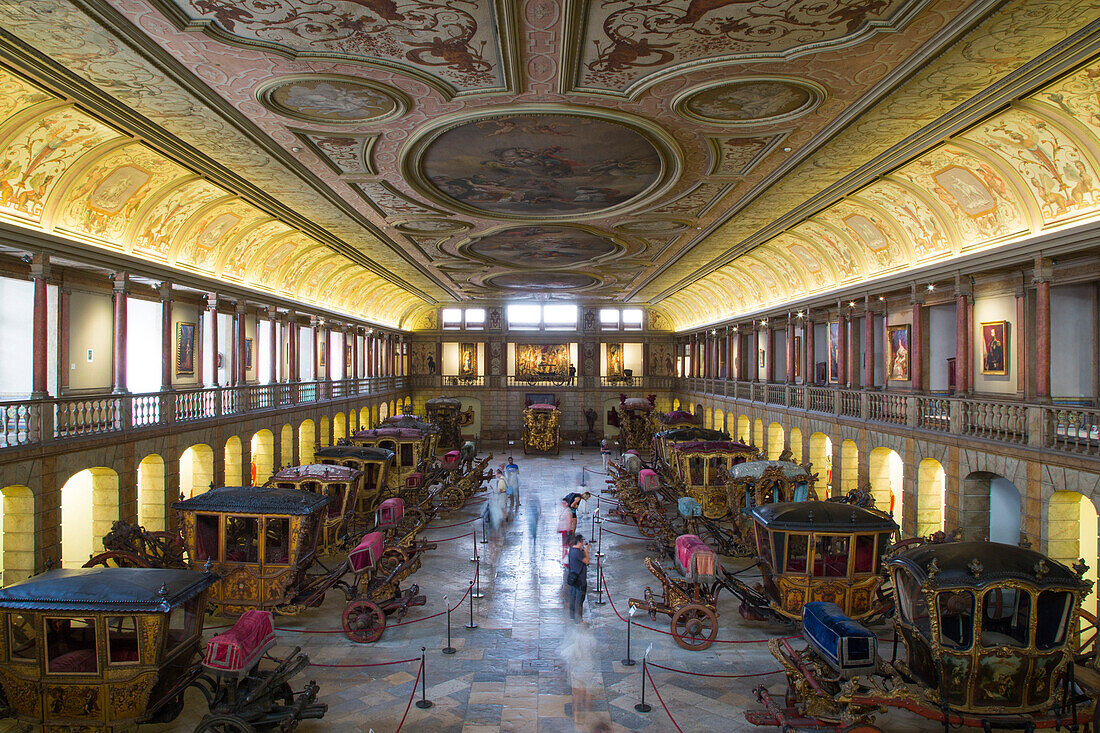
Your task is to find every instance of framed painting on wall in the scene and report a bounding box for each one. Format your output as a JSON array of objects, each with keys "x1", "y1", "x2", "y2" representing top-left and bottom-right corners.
[
  {"x1": 758, "y1": 348, "x2": 766, "y2": 368},
  {"x1": 244, "y1": 338, "x2": 253, "y2": 370},
  {"x1": 886, "y1": 324, "x2": 910, "y2": 381},
  {"x1": 459, "y1": 343, "x2": 477, "y2": 377},
  {"x1": 827, "y1": 321, "x2": 839, "y2": 383},
  {"x1": 319, "y1": 342, "x2": 326, "y2": 367},
  {"x1": 606, "y1": 343, "x2": 624, "y2": 377},
  {"x1": 346, "y1": 343, "x2": 353, "y2": 368},
  {"x1": 515, "y1": 344, "x2": 569, "y2": 379},
  {"x1": 981, "y1": 320, "x2": 1007, "y2": 375},
  {"x1": 793, "y1": 336, "x2": 802, "y2": 378},
  {"x1": 176, "y1": 322, "x2": 195, "y2": 375}
]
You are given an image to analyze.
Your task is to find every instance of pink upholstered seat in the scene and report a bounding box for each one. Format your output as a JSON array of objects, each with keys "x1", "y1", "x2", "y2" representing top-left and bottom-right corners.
[
  {"x1": 442, "y1": 451, "x2": 461, "y2": 470},
  {"x1": 350, "y1": 532, "x2": 384, "y2": 572},
  {"x1": 377, "y1": 498, "x2": 404, "y2": 528},
  {"x1": 203, "y1": 610, "x2": 275, "y2": 676},
  {"x1": 638, "y1": 469, "x2": 659, "y2": 492},
  {"x1": 675, "y1": 534, "x2": 716, "y2": 579}
]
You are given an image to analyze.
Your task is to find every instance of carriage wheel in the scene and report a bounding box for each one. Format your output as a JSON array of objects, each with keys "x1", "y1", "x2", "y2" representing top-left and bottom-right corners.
[
  {"x1": 671, "y1": 603, "x2": 718, "y2": 650},
  {"x1": 397, "y1": 508, "x2": 426, "y2": 536},
  {"x1": 379, "y1": 547, "x2": 408, "y2": 575},
  {"x1": 1076, "y1": 608, "x2": 1098, "y2": 660},
  {"x1": 441, "y1": 487, "x2": 465, "y2": 511},
  {"x1": 83, "y1": 551, "x2": 150, "y2": 569},
  {"x1": 194, "y1": 714, "x2": 255, "y2": 732},
  {"x1": 148, "y1": 691, "x2": 185, "y2": 724},
  {"x1": 342, "y1": 599, "x2": 387, "y2": 643},
  {"x1": 637, "y1": 510, "x2": 664, "y2": 539}
]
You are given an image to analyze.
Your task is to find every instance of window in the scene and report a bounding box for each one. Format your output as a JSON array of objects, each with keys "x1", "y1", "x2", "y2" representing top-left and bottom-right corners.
[
  {"x1": 507, "y1": 304, "x2": 541, "y2": 329},
  {"x1": 896, "y1": 571, "x2": 930, "y2": 638},
  {"x1": 46, "y1": 617, "x2": 98, "y2": 674},
  {"x1": 543, "y1": 304, "x2": 577, "y2": 330},
  {"x1": 107, "y1": 616, "x2": 139, "y2": 664},
  {"x1": 8, "y1": 613, "x2": 36, "y2": 661},
  {"x1": 196, "y1": 514, "x2": 220, "y2": 562},
  {"x1": 225, "y1": 516, "x2": 259, "y2": 563},
  {"x1": 400, "y1": 443, "x2": 415, "y2": 467},
  {"x1": 599, "y1": 309, "x2": 619, "y2": 329},
  {"x1": 937, "y1": 591, "x2": 974, "y2": 650},
  {"x1": 507, "y1": 304, "x2": 580, "y2": 330},
  {"x1": 325, "y1": 482, "x2": 346, "y2": 518},
  {"x1": 852, "y1": 535, "x2": 875, "y2": 573},
  {"x1": 812, "y1": 535, "x2": 849, "y2": 577},
  {"x1": 1035, "y1": 590, "x2": 1073, "y2": 650},
  {"x1": 623, "y1": 308, "x2": 643, "y2": 329},
  {"x1": 771, "y1": 531, "x2": 786, "y2": 571},
  {"x1": 785, "y1": 533, "x2": 808, "y2": 573},
  {"x1": 441, "y1": 308, "x2": 462, "y2": 330},
  {"x1": 265, "y1": 517, "x2": 291, "y2": 564},
  {"x1": 167, "y1": 600, "x2": 198, "y2": 651},
  {"x1": 465, "y1": 308, "x2": 485, "y2": 329},
  {"x1": 980, "y1": 587, "x2": 1031, "y2": 648}
]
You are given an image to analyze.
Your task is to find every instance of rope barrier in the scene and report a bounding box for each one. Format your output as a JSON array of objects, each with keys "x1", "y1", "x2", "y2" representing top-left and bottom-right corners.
[
  {"x1": 646, "y1": 660, "x2": 783, "y2": 679},
  {"x1": 422, "y1": 515, "x2": 481, "y2": 529},
  {"x1": 394, "y1": 659, "x2": 423, "y2": 733},
  {"x1": 645, "y1": 665, "x2": 684, "y2": 733},
  {"x1": 599, "y1": 525, "x2": 647, "y2": 541},
  {"x1": 309, "y1": 656, "x2": 420, "y2": 669},
  {"x1": 424, "y1": 530, "x2": 475, "y2": 544}
]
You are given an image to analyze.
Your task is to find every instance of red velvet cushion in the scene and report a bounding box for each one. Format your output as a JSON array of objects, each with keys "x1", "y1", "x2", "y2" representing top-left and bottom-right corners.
[
  {"x1": 351, "y1": 532, "x2": 384, "y2": 572},
  {"x1": 204, "y1": 610, "x2": 275, "y2": 673},
  {"x1": 49, "y1": 649, "x2": 97, "y2": 673}
]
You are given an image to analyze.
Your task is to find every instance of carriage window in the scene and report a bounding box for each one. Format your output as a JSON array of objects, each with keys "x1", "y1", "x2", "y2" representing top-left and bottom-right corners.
[
  {"x1": 877, "y1": 533, "x2": 894, "y2": 570},
  {"x1": 107, "y1": 616, "x2": 139, "y2": 664},
  {"x1": 265, "y1": 517, "x2": 291, "y2": 565},
  {"x1": 365, "y1": 463, "x2": 379, "y2": 487},
  {"x1": 8, "y1": 613, "x2": 36, "y2": 661},
  {"x1": 196, "y1": 514, "x2": 221, "y2": 562},
  {"x1": 45, "y1": 617, "x2": 98, "y2": 674},
  {"x1": 689, "y1": 457, "x2": 704, "y2": 485},
  {"x1": 936, "y1": 591, "x2": 974, "y2": 650},
  {"x1": 853, "y1": 535, "x2": 875, "y2": 573},
  {"x1": 326, "y1": 483, "x2": 346, "y2": 518},
  {"x1": 400, "y1": 444, "x2": 415, "y2": 466},
  {"x1": 793, "y1": 480, "x2": 810, "y2": 502},
  {"x1": 980, "y1": 588, "x2": 1031, "y2": 648},
  {"x1": 167, "y1": 600, "x2": 198, "y2": 650},
  {"x1": 1035, "y1": 590, "x2": 1073, "y2": 650},
  {"x1": 771, "y1": 531, "x2": 786, "y2": 571},
  {"x1": 813, "y1": 536, "x2": 849, "y2": 577},
  {"x1": 225, "y1": 516, "x2": 259, "y2": 563},
  {"x1": 785, "y1": 534, "x2": 808, "y2": 573},
  {"x1": 754, "y1": 525, "x2": 768, "y2": 559},
  {"x1": 895, "y1": 572, "x2": 929, "y2": 638}
]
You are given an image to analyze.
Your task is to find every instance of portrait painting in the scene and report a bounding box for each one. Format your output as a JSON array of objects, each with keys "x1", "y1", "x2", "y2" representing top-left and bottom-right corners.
[
  {"x1": 244, "y1": 338, "x2": 253, "y2": 370},
  {"x1": 759, "y1": 348, "x2": 766, "y2": 369},
  {"x1": 459, "y1": 343, "x2": 477, "y2": 378},
  {"x1": 607, "y1": 343, "x2": 624, "y2": 377},
  {"x1": 319, "y1": 341, "x2": 326, "y2": 368},
  {"x1": 827, "y1": 321, "x2": 839, "y2": 383},
  {"x1": 346, "y1": 343, "x2": 353, "y2": 369},
  {"x1": 887, "y1": 325, "x2": 911, "y2": 381},
  {"x1": 793, "y1": 336, "x2": 802, "y2": 378},
  {"x1": 176, "y1": 322, "x2": 195, "y2": 376},
  {"x1": 981, "y1": 321, "x2": 1007, "y2": 375},
  {"x1": 516, "y1": 344, "x2": 570, "y2": 379}
]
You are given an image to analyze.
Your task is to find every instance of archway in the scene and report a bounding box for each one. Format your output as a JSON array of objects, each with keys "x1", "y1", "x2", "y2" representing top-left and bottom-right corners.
[
  {"x1": 299, "y1": 420, "x2": 316, "y2": 465},
  {"x1": 251, "y1": 430, "x2": 274, "y2": 484},
  {"x1": 280, "y1": 424, "x2": 294, "y2": 469},
  {"x1": 1, "y1": 485, "x2": 33, "y2": 584},
  {"x1": 672, "y1": 398, "x2": 681, "y2": 411},
  {"x1": 767, "y1": 422, "x2": 785, "y2": 460},
  {"x1": 809, "y1": 432, "x2": 832, "y2": 487},
  {"x1": 916, "y1": 458, "x2": 945, "y2": 536},
  {"x1": 790, "y1": 428, "x2": 803, "y2": 463},
  {"x1": 319, "y1": 416, "x2": 330, "y2": 448},
  {"x1": 694, "y1": 404, "x2": 703, "y2": 420},
  {"x1": 379, "y1": 402, "x2": 389, "y2": 421},
  {"x1": 359, "y1": 406, "x2": 370, "y2": 430},
  {"x1": 180, "y1": 444, "x2": 214, "y2": 497},
  {"x1": 704, "y1": 407, "x2": 712, "y2": 431},
  {"x1": 753, "y1": 419, "x2": 764, "y2": 451},
  {"x1": 61, "y1": 468, "x2": 119, "y2": 568},
  {"x1": 334, "y1": 413, "x2": 347, "y2": 443},
  {"x1": 736, "y1": 415, "x2": 750, "y2": 444},
  {"x1": 224, "y1": 435, "x2": 242, "y2": 486},
  {"x1": 137, "y1": 454, "x2": 165, "y2": 531},
  {"x1": 961, "y1": 472, "x2": 1021, "y2": 543},
  {"x1": 867, "y1": 447, "x2": 901, "y2": 525},
  {"x1": 840, "y1": 439, "x2": 859, "y2": 496},
  {"x1": 713, "y1": 408, "x2": 724, "y2": 432},
  {"x1": 1048, "y1": 492, "x2": 1098, "y2": 619}
]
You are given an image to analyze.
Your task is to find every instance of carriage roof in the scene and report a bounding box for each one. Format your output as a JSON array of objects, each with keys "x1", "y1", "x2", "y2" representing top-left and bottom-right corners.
[
  {"x1": 751, "y1": 501, "x2": 897, "y2": 532},
  {"x1": 658, "y1": 410, "x2": 701, "y2": 425},
  {"x1": 730, "y1": 460, "x2": 812, "y2": 480},
  {"x1": 272, "y1": 464, "x2": 361, "y2": 482},
  {"x1": 315, "y1": 445, "x2": 394, "y2": 461},
  {"x1": 887, "y1": 541, "x2": 1088, "y2": 591},
  {"x1": 525, "y1": 403, "x2": 559, "y2": 412},
  {"x1": 670, "y1": 439, "x2": 755, "y2": 454},
  {"x1": 378, "y1": 416, "x2": 439, "y2": 432},
  {"x1": 0, "y1": 567, "x2": 217, "y2": 612},
  {"x1": 425, "y1": 396, "x2": 463, "y2": 407},
  {"x1": 619, "y1": 397, "x2": 654, "y2": 411},
  {"x1": 173, "y1": 486, "x2": 330, "y2": 515},
  {"x1": 655, "y1": 427, "x2": 729, "y2": 442}
]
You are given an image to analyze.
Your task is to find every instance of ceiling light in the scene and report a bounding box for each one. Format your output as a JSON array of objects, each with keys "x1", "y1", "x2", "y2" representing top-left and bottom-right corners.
[
  {"x1": 927, "y1": 283, "x2": 935, "y2": 291},
  {"x1": 782, "y1": 147, "x2": 792, "y2": 152},
  {"x1": 878, "y1": 296, "x2": 885, "y2": 301},
  {"x1": 796, "y1": 311, "x2": 804, "y2": 318}
]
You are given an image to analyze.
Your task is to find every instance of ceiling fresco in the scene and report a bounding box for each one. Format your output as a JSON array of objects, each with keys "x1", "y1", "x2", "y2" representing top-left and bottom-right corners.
[{"x1": 0, "y1": 0, "x2": 1098, "y2": 330}]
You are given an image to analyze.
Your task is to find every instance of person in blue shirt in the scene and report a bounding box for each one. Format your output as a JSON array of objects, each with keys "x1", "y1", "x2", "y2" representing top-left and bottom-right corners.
[
  {"x1": 566, "y1": 533, "x2": 590, "y2": 622},
  {"x1": 504, "y1": 456, "x2": 520, "y2": 511}
]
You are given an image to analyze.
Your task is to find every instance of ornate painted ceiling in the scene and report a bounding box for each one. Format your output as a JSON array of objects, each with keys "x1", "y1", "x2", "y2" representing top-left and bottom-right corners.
[{"x1": 0, "y1": 0, "x2": 1098, "y2": 330}]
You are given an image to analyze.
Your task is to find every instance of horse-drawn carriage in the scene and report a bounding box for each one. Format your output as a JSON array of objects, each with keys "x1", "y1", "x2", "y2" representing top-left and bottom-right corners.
[
  {"x1": 266, "y1": 464, "x2": 361, "y2": 555},
  {"x1": 522, "y1": 403, "x2": 561, "y2": 455},
  {"x1": 425, "y1": 396, "x2": 474, "y2": 453},
  {"x1": 313, "y1": 445, "x2": 393, "y2": 519},
  {"x1": 629, "y1": 534, "x2": 725, "y2": 650},
  {"x1": 0, "y1": 566, "x2": 326, "y2": 732},
  {"x1": 748, "y1": 541, "x2": 1099, "y2": 731},
  {"x1": 665, "y1": 439, "x2": 758, "y2": 519},
  {"x1": 349, "y1": 420, "x2": 438, "y2": 499},
  {"x1": 608, "y1": 395, "x2": 659, "y2": 454},
  {"x1": 651, "y1": 427, "x2": 730, "y2": 469},
  {"x1": 657, "y1": 409, "x2": 701, "y2": 430}
]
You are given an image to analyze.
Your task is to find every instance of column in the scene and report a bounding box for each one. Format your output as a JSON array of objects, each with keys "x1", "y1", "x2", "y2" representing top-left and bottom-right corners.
[
  {"x1": 59, "y1": 285, "x2": 70, "y2": 393},
  {"x1": 863, "y1": 298, "x2": 875, "y2": 389},
  {"x1": 31, "y1": 254, "x2": 50, "y2": 398},
  {"x1": 836, "y1": 309, "x2": 847, "y2": 388},
  {"x1": 340, "y1": 326, "x2": 349, "y2": 381},
  {"x1": 1035, "y1": 258, "x2": 1052, "y2": 400},
  {"x1": 725, "y1": 329, "x2": 734, "y2": 379},
  {"x1": 289, "y1": 314, "x2": 300, "y2": 382},
  {"x1": 159, "y1": 283, "x2": 173, "y2": 391},
  {"x1": 1015, "y1": 281, "x2": 1026, "y2": 397},
  {"x1": 207, "y1": 295, "x2": 219, "y2": 387},
  {"x1": 112, "y1": 272, "x2": 128, "y2": 394},
  {"x1": 911, "y1": 286, "x2": 924, "y2": 392},
  {"x1": 804, "y1": 314, "x2": 815, "y2": 385},
  {"x1": 954, "y1": 281, "x2": 969, "y2": 395},
  {"x1": 267, "y1": 307, "x2": 278, "y2": 384},
  {"x1": 766, "y1": 326, "x2": 776, "y2": 383},
  {"x1": 786, "y1": 317, "x2": 795, "y2": 384},
  {"x1": 322, "y1": 322, "x2": 331, "y2": 381},
  {"x1": 235, "y1": 300, "x2": 247, "y2": 386}
]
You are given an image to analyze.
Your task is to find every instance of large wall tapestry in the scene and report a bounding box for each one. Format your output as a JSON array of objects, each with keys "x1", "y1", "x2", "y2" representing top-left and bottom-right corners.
[
  {"x1": 516, "y1": 344, "x2": 570, "y2": 379},
  {"x1": 414, "y1": 112, "x2": 664, "y2": 218},
  {"x1": 464, "y1": 226, "x2": 617, "y2": 267}
]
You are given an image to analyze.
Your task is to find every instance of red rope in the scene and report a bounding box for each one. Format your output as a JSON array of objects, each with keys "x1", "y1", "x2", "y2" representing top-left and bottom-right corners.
[
  {"x1": 309, "y1": 656, "x2": 419, "y2": 668},
  {"x1": 647, "y1": 660, "x2": 783, "y2": 679},
  {"x1": 645, "y1": 664, "x2": 684, "y2": 733},
  {"x1": 599, "y1": 525, "x2": 646, "y2": 540},
  {"x1": 394, "y1": 659, "x2": 422, "y2": 733},
  {"x1": 425, "y1": 530, "x2": 475, "y2": 543},
  {"x1": 423, "y1": 515, "x2": 481, "y2": 529}
]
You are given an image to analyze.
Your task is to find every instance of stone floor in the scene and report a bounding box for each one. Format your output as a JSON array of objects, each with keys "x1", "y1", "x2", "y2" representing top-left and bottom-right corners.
[{"x1": 11, "y1": 449, "x2": 979, "y2": 732}]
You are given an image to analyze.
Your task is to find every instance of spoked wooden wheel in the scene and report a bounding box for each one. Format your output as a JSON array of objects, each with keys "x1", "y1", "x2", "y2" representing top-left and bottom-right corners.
[
  {"x1": 441, "y1": 487, "x2": 465, "y2": 511},
  {"x1": 83, "y1": 551, "x2": 149, "y2": 568},
  {"x1": 396, "y1": 508, "x2": 426, "y2": 536},
  {"x1": 379, "y1": 547, "x2": 407, "y2": 575},
  {"x1": 1076, "y1": 608, "x2": 1098, "y2": 659},
  {"x1": 342, "y1": 599, "x2": 387, "y2": 643},
  {"x1": 637, "y1": 510, "x2": 664, "y2": 538},
  {"x1": 671, "y1": 603, "x2": 718, "y2": 650},
  {"x1": 194, "y1": 714, "x2": 255, "y2": 732}
]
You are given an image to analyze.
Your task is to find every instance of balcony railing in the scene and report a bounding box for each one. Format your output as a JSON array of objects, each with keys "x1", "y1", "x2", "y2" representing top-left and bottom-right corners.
[{"x1": 0, "y1": 376, "x2": 406, "y2": 450}]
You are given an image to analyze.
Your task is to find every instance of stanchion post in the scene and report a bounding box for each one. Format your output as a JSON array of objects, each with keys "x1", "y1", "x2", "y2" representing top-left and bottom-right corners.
[
  {"x1": 470, "y1": 530, "x2": 479, "y2": 562},
  {"x1": 634, "y1": 649, "x2": 651, "y2": 713},
  {"x1": 594, "y1": 561, "x2": 605, "y2": 605},
  {"x1": 596, "y1": 520, "x2": 605, "y2": 559},
  {"x1": 622, "y1": 605, "x2": 636, "y2": 666},
  {"x1": 442, "y1": 595, "x2": 455, "y2": 655},
  {"x1": 464, "y1": 581, "x2": 478, "y2": 629},
  {"x1": 415, "y1": 647, "x2": 433, "y2": 709},
  {"x1": 472, "y1": 558, "x2": 484, "y2": 599}
]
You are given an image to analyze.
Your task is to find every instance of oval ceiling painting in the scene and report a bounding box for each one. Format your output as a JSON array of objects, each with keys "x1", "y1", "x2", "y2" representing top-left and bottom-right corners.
[
  {"x1": 258, "y1": 76, "x2": 406, "y2": 124},
  {"x1": 678, "y1": 79, "x2": 822, "y2": 125},
  {"x1": 486, "y1": 272, "x2": 599, "y2": 291},
  {"x1": 417, "y1": 113, "x2": 664, "y2": 218},
  {"x1": 466, "y1": 226, "x2": 617, "y2": 267}
]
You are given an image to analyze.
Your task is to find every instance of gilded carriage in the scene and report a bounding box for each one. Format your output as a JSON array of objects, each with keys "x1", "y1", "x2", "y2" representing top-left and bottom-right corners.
[
  {"x1": 313, "y1": 445, "x2": 392, "y2": 519},
  {"x1": 629, "y1": 535, "x2": 725, "y2": 650},
  {"x1": 0, "y1": 567, "x2": 217, "y2": 731},
  {"x1": 608, "y1": 395, "x2": 659, "y2": 454},
  {"x1": 522, "y1": 403, "x2": 560, "y2": 455},
  {"x1": 380, "y1": 414, "x2": 442, "y2": 458},
  {"x1": 424, "y1": 396, "x2": 474, "y2": 453},
  {"x1": 266, "y1": 464, "x2": 361, "y2": 555},
  {"x1": 666, "y1": 439, "x2": 758, "y2": 519},
  {"x1": 349, "y1": 423, "x2": 437, "y2": 499},
  {"x1": 657, "y1": 409, "x2": 701, "y2": 430},
  {"x1": 652, "y1": 427, "x2": 730, "y2": 470},
  {"x1": 748, "y1": 541, "x2": 1099, "y2": 731},
  {"x1": 726, "y1": 460, "x2": 818, "y2": 512}
]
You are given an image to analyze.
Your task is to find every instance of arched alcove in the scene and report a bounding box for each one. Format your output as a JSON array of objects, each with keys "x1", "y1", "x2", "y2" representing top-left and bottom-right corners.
[
  {"x1": 789, "y1": 428, "x2": 803, "y2": 462},
  {"x1": 713, "y1": 408, "x2": 724, "y2": 432},
  {"x1": 840, "y1": 439, "x2": 859, "y2": 496},
  {"x1": 767, "y1": 422, "x2": 785, "y2": 460},
  {"x1": 299, "y1": 419, "x2": 316, "y2": 465},
  {"x1": 736, "y1": 415, "x2": 750, "y2": 444},
  {"x1": 137, "y1": 454, "x2": 166, "y2": 531},
  {"x1": 916, "y1": 458, "x2": 945, "y2": 536},
  {"x1": 753, "y1": 418, "x2": 764, "y2": 450},
  {"x1": 319, "y1": 416, "x2": 330, "y2": 448},
  {"x1": 672, "y1": 398, "x2": 681, "y2": 411},
  {"x1": 961, "y1": 471, "x2": 1021, "y2": 543},
  {"x1": 224, "y1": 435, "x2": 242, "y2": 486},
  {"x1": 333, "y1": 413, "x2": 347, "y2": 443},
  {"x1": 1, "y1": 485, "x2": 34, "y2": 583},
  {"x1": 1048, "y1": 491, "x2": 1098, "y2": 619},
  {"x1": 251, "y1": 430, "x2": 274, "y2": 484},
  {"x1": 809, "y1": 432, "x2": 832, "y2": 487},
  {"x1": 868, "y1": 447, "x2": 902, "y2": 526},
  {"x1": 179, "y1": 444, "x2": 214, "y2": 497},
  {"x1": 61, "y1": 468, "x2": 119, "y2": 568},
  {"x1": 280, "y1": 424, "x2": 294, "y2": 469}
]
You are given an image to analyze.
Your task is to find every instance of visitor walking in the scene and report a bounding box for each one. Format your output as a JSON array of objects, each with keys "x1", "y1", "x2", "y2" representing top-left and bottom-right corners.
[
  {"x1": 566, "y1": 533, "x2": 590, "y2": 622},
  {"x1": 504, "y1": 456, "x2": 520, "y2": 510},
  {"x1": 526, "y1": 495, "x2": 541, "y2": 554},
  {"x1": 600, "y1": 438, "x2": 611, "y2": 471},
  {"x1": 487, "y1": 469, "x2": 509, "y2": 540},
  {"x1": 562, "y1": 491, "x2": 590, "y2": 534},
  {"x1": 557, "y1": 500, "x2": 573, "y2": 565}
]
